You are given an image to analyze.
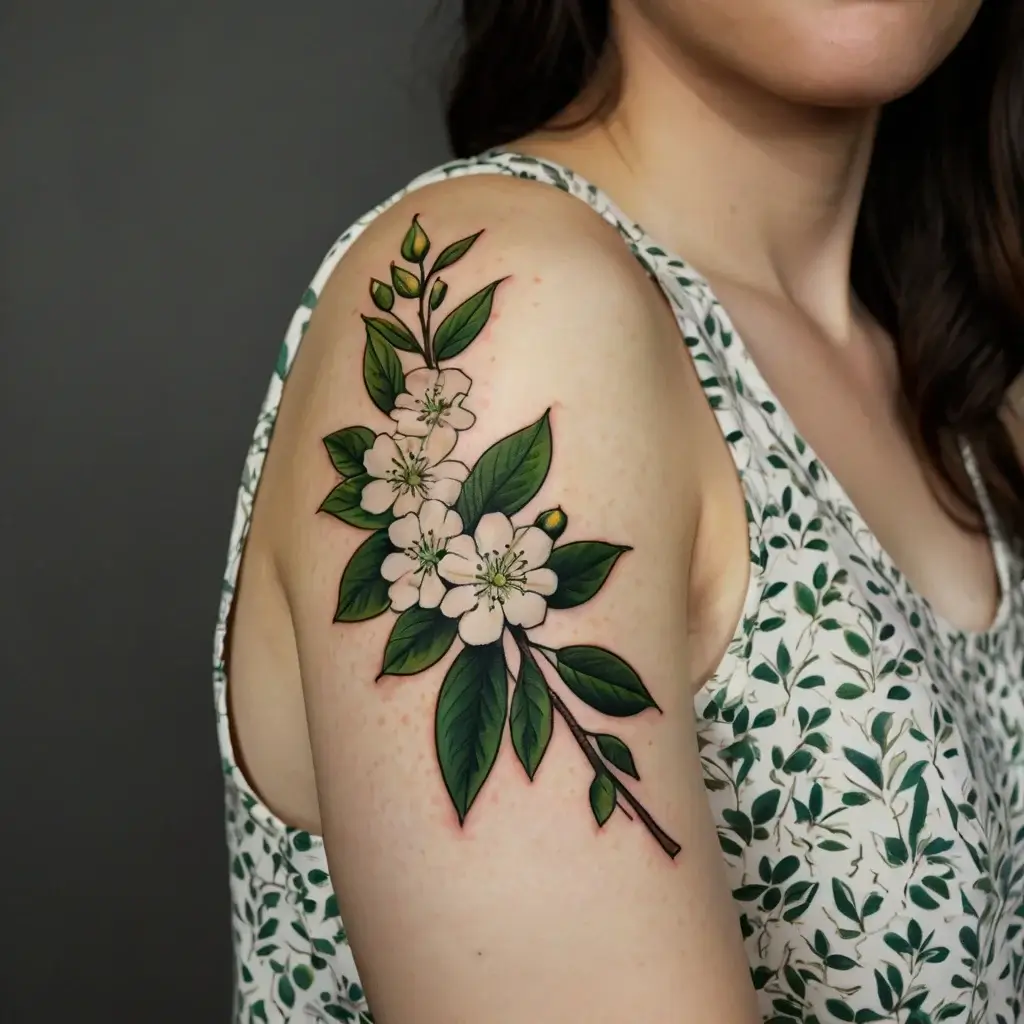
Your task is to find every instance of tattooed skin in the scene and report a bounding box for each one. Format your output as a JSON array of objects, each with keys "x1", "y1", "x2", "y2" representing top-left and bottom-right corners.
[{"x1": 318, "y1": 217, "x2": 681, "y2": 858}]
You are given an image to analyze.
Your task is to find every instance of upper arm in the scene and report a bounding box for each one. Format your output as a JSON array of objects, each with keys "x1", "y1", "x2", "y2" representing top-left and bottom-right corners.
[{"x1": 274, "y1": 179, "x2": 759, "y2": 1024}]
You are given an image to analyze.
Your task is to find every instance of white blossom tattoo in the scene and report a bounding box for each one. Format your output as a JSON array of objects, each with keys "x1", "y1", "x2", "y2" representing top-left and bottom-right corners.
[{"x1": 318, "y1": 216, "x2": 680, "y2": 858}]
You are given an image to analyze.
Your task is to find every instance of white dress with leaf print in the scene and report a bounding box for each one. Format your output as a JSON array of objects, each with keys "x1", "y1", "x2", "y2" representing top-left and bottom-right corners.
[{"x1": 214, "y1": 151, "x2": 1024, "y2": 1024}]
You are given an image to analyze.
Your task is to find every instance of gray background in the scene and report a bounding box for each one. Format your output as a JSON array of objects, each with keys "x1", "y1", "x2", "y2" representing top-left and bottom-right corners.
[{"x1": 1, "y1": 3, "x2": 450, "y2": 1019}]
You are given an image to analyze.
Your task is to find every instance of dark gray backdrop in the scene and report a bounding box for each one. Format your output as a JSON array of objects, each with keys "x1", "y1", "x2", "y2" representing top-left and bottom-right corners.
[{"x1": 1, "y1": 3, "x2": 451, "y2": 1019}]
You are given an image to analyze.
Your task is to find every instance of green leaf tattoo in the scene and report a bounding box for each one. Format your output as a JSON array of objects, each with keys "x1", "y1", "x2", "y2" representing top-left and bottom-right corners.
[
  {"x1": 454, "y1": 411, "x2": 552, "y2": 533},
  {"x1": 319, "y1": 476, "x2": 393, "y2": 531},
  {"x1": 433, "y1": 279, "x2": 506, "y2": 361},
  {"x1": 510, "y1": 648, "x2": 553, "y2": 780},
  {"x1": 318, "y1": 216, "x2": 679, "y2": 858},
  {"x1": 334, "y1": 530, "x2": 392, "y2": 622},
  {"x1": 362, "y1": 314, "x2": 421, "y2": 355},
  {"x1": 380, "y1": 606, "x2": 458, "y2": 677},
  {"x1": 589, "y1": 774, "x2": 616, "y2": 827},
  {"x1": 435, "y1": 643, "x2": 508, "y2": 823},
  {"x1": 554, "y1": 646, "x2": 659, "y2": 717},
  {"x1": 595, "y1": 734, "x2": 640, "y2": 780},
  {"x1": 322, "y1": 425, "x2": 375, "y2": 477},
  {"x1": 363, "y1": 325, "x2": 405, "y2": 412},
  {"x1": 428, "y1": 230, "x2": 482, "y2": 274},
  {"x1": 547, "y1": 541, "x2": 631, "y2": 609}
]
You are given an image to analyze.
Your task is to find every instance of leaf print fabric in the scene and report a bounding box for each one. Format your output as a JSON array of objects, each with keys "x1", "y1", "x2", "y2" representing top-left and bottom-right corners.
[{"x1": 214, "y1": 151, "x2": 1024, "y2": 1023}]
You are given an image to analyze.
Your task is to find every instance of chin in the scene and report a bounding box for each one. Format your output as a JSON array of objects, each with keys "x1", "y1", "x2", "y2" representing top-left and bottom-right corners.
[
  {"x1": 762, "y1": 0, "x2": 982, "y2": 108},
  {"x1": 645, "y1": 0, "x2": 984, "y2": 112},
  {"x1": 767, "y1": 53, "x2": 949, "y2": 110}
]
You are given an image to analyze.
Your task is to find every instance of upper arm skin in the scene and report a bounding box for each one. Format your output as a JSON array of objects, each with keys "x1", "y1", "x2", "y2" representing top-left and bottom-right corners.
[{"x1": 272, "y1": 178, "x2": 759, "y2": 1024}]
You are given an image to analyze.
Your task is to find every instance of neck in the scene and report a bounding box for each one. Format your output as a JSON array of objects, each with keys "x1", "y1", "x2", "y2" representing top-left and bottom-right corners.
[{"x1": 523, "y1": 7, "x2": 881, "y2": 337}]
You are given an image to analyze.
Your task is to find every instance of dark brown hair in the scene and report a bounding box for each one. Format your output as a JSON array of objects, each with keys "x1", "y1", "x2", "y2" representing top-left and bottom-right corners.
[{"x1": 445, "y1": 0, "x2": 1024, "y2": 545}]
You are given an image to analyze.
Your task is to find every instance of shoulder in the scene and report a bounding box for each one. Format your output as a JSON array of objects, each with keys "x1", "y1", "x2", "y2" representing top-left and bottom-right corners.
[
  {"x1": 315, "y1": 168, "x2": 663, "y2": 351},
  {"x1": 260, "y1": 166, "x2": 713, "y2": 583},
  {"x1": 284, "y1": 169, "x2": 701, "y2": 480},
  {"x1": 291, "y1": 167, "x2": 702, "y2": 442}
]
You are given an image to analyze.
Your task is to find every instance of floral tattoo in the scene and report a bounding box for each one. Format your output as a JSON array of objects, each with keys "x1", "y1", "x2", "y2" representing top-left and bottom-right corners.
[{"x1": 318, "y1": 216, "x2": 680, "y2": 858}]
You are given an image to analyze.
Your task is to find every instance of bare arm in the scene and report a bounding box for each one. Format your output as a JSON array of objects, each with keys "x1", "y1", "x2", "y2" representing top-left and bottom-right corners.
[{"x1": 274, "y1": 179, "x2": 759, "y2": 1023}]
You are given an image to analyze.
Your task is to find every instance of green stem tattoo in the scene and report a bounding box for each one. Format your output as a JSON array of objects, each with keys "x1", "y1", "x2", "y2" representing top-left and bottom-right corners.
[
  {"x1": 513, "y1": 629, "x2": 681, "y2": 858},
  {"x1": 416, "y1": 260, "x2": 433, "y2": 368},
  {"x1": 318, "y1": 214, "x2": 681, "y2": 859},
  {"x1": 386, "y1": 309, "x2": 423, "y2": 359}
]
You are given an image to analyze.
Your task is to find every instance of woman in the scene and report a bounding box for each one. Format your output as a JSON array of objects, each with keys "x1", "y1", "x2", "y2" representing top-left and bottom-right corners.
[{"x1": 216, "y1": 1, "x2": 1024, "y2": 1021}]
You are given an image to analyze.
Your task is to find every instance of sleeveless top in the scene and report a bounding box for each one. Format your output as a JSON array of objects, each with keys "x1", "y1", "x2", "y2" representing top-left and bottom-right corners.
[{"x1": 214, "y1": 151, "x2": 1024, "y2": 1024}]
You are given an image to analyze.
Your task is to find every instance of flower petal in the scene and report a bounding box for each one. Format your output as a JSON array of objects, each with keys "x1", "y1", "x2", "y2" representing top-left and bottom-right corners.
[
  {"x1": 443, "y1": 534, "x2": 479, "y2": 559},
  {"x1": 390, "y1": 408, "x2": 429, "y2": 437},
  {"x1": 393, "y1": 489, "x2": 424, "y2": 517},
  {"x1": 392, "y1": 392, "x2": 420, "y2": 411},
  {"x1": 388, "y1": 574, "x2": 421, "y2": 612},
  {"x1": 427, "y1": 476, "x2": 463, "y2": 507},
  {"x1": 440, "y1": 583, "x2": 478, "y2": 618},
  {"x1": 419, "y1": 570, "x2": 446, "y2": 609},
  {"x1": 502, "y1": 590, "x2": 548, "y2": 629},
  {"x1": 363, "y1": 433, "x2": 401, "y2": 478},
  {"x1": 388, "y1": 512, "x2": 421, "y2": 550},
  {"x1": 437, "y1": 535, "x2": 480, "y2": 585},
  {"x1": 438, "y1": 507, "x2": 464, "y2": 540},
  {"x1": 427, "y1": 424, "x2": 457, "y2": 458},
  {"x1": 360, "y1": 478, "x2": 396, "y2": 514},
  {"x1": 416, "y1": 498, "x2": 443, "y2": 535},
  {"x1": 437, "y1": 368, "x2": 472, "y2": 401},
  {"x1": 421, "y1": 426, "x2": 456, "y2": 463},
  {"x1": 458, "y1": 600, "x2": 505, "y2": 646},
  {"x1": 404, "y1": 367, "x2": 439, "y2": 397},
  {"x1": 475, "y1": 512, "x2": 514, "y2": 555},
  {"x1": 524, "y1": 567, "x2": 558, "y2": 596},
  {"x1": 432, "y1": 459, "x2": 469, "y2": 481},
  {"x1": 381, "y1": 551, "x2": 417, "y2": 582},
  {"x1": 445, "y1": 404, "x2": 476, "y2": 431},
  {"x1": 394, "y1": 434, "x2": 426, "y2": 460},
  {"x1": 511, "y1": 526, "x2": 553, "y2": 569}
]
